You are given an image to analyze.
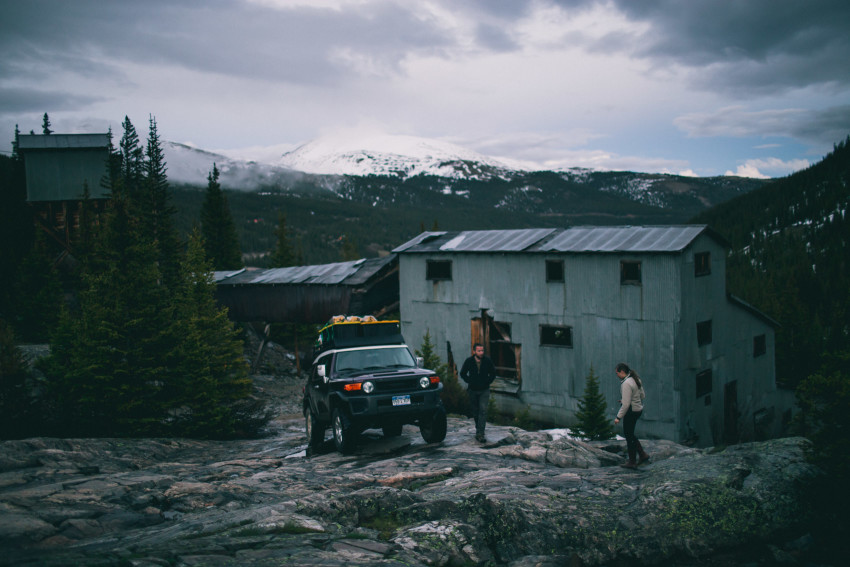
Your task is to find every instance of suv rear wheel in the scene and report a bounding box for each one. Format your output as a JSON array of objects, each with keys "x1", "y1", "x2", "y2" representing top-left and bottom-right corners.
[
  {"x1": 332, "y1": 407, "x2": 356, "y2": 454},
  {"x1": 420, "y1": 405, "x2": 447, "y2": 444}
]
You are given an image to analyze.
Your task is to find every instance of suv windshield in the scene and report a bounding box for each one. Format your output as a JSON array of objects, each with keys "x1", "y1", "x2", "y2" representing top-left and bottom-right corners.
[{"x1": 335, "y1": 346, "x2": 417, "y2": 375}]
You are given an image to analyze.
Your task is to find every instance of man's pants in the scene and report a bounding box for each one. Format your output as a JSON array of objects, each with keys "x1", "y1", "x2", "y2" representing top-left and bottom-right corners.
[{"x1": 468, "y1": 388, "x2": 489, "y2": 436}]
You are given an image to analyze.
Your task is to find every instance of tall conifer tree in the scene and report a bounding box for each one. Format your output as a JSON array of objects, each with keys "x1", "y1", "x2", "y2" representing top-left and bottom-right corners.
[
  {"x1": 200, "y1": 163, "x2": 242, "y2": 270},
  {"x1": 270, "y1": 211, "x2": 296, "y2": 267},
  {"x1": 41, "y1": 113, "x2": 52, "y2": 135},
  {"x1": 119, "y1": 116, "x2": 143, "y2": 199},
  {"x1": 168, "y1": 229, "x2": 251, "y2": 437},
  {"x1": 141, "y1": 115, "x2": 181, "y2": 292}
]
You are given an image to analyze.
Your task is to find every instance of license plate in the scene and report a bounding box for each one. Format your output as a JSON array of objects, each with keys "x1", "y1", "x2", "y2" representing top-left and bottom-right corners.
[{"x1": 392, "y1": 395, "x2": 411, "y2": 406}]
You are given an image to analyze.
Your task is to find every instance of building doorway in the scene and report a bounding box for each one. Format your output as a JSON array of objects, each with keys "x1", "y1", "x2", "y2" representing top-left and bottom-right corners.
[{"x1": 470, "y1": 310, "x2": 521, "y2": 386}]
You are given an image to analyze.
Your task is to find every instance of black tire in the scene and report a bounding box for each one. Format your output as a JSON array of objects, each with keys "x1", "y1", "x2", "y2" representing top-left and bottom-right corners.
[
  {"x1": 420, "y1": 406, "x2": 447, "y2": 444},
  {"x1": 332, "y1": 407, "x2": 356, "y2": 454},
  {"x1": 305, "y1": 406, "x2": 325, "y2": 449},
  {"x1": 382, "y1": 423, "x2": 403, "y2": 438}
]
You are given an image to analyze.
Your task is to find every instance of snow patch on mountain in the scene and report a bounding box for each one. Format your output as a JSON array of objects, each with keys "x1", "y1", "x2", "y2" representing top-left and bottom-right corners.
[
  {"x1": 277, "y1": 132, "x2": 518, "y2": 179},
  {"x1": 164, "y1": 141, "x2": 302, "y2": 190}
]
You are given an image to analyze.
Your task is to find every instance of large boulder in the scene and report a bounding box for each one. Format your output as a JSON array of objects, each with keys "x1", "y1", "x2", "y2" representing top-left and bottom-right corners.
[{"x1": 0, "y1": 420, "x2": 825, "y2": 566}]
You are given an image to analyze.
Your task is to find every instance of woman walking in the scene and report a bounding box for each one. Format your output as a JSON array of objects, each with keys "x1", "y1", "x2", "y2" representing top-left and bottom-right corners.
[{"x1": 614, "y1": 362, "x2": 650, "y2": 469}]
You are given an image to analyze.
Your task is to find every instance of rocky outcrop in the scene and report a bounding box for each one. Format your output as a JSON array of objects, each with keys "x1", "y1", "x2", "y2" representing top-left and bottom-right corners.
[{"x1": 0, "y1": 408, "x2": 823, "y2": 567}]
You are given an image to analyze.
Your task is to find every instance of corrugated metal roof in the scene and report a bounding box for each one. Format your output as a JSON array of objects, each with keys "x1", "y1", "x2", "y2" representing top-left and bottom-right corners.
[
  {"x1": 439, "y1": 229, "x2": 556, "y2": 252},
  {"x1": 395, "y1": 226, "x2": 718, "y2": 254},
  {"x1": 392, "y1": 231, "x2": 446, "y2": 253},
  {"x1": 18, "y1": 134, "x2": 111, "y2": 150},
  {"x1": 214, "y1": 255, "x2": 396, "y2": 286},
  {"x1": 539, "y1": 226, "x2": 709, "y2": 253}
]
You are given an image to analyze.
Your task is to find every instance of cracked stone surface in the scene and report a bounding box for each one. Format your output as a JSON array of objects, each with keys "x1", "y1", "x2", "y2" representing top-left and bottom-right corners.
[{"x1": 0, "y1": 368, "x2": 826, "y2": 566}]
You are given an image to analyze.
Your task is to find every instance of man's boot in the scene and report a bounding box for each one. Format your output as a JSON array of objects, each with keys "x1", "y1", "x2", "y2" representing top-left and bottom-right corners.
[{"x1": 620, "y1": 460, "x2": 638, "y2": 469}]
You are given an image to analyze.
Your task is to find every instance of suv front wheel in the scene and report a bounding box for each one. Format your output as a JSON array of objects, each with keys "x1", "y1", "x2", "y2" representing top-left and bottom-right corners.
[
  {"x1": 306, "y1": 406, "x2": 325, "y2": 449},
  {"x1": 419, "y1": 406, "x2": 447, "y2": 444},
  {"x1": 332, "y1": 407, "x2": 356, "y2": 454}
]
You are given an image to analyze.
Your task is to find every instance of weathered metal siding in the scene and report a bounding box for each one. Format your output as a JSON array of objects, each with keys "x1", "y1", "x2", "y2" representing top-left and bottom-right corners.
[
  {"x1": 216, "y1": 284, "x2": 352, "y2": 323},
  {"x1": 19, "y1": 135, "x2": 111, "y2": 202},
  {"x1": 399, "y1": 228, "x2": 785, "y2": 445},
  {"x1": 400, "y1": 251, "x2": 684, "y2": 439},
  {"x1": 675, "y1": 234, "x2": 735, "y2": 444}
]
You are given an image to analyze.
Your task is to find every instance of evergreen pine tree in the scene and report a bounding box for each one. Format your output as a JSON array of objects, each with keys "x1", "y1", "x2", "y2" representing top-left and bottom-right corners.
[
  {"x1": 119, "y1": 116, "x2": 144, "y2": 199},
  {"x1": 340, "y1": 234, "x2": 359, "y2": 261},
  {"x1": 9, "y1": 231, "x2": 62, "y2": 342},
  {"x1": 46, "y1": 191, "x2": 175, "y2": 436},
  {"x1": 200, "y1": 163, "x2": 242, "y2": 270},
  {"x1": 0, "y1": 320, "x2": 39, "y2": 439},
  {"x1": 41, "y1": 113, "x2": 52, "y2": 135},
  {"x1": 141, "y1": 115, "x2": 182, "y2": 292},
  {"x1": 11, "y1": 124, "x2": 20, "y2": 159},
  {"x1": 168, "y1": 229, "x2": 253, "y2": 437},
  {"x1": 0, "y1": 148, "x2": 34, "y2": 332},
  {"x1": 573, "y1": 365, "x2": 614, "y2": 441},
  {"x1": 270, "y1": 211, "x2": 296, "y2": 267}
]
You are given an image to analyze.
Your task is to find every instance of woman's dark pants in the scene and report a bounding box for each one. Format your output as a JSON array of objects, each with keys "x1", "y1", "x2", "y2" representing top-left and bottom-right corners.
[{"x1": 623, "y1": 408, "x2": 643, "y2": 462}]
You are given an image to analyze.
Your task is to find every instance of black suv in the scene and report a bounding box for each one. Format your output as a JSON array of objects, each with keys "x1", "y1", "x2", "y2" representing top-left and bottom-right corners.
[{"x1": 303, "y1": 318, "x2": 447, "y2": 454}]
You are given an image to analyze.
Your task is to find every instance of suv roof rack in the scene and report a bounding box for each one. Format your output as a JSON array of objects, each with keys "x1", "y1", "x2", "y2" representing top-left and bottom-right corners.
[{"x1": 314, "y1": 315, "x2": 404, "y2": 354}]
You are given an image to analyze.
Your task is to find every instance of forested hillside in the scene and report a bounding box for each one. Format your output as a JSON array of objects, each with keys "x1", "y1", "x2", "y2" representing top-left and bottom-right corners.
[
  {"x1": 171, "y1": 170, "x2": 763, "y2": 266},
  {"x1": 691, "y1": 136, "x2": 850, "y2": 388}
]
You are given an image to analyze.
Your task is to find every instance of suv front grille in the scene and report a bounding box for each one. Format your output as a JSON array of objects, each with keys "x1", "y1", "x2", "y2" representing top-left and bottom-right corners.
[{"x1": 374, "y1": 377, "x2": 423, "y2": 394}]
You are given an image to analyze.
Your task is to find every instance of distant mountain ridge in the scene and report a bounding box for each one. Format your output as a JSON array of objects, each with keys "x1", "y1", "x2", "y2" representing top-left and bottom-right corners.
[
  {"x1": 277, "y1": 133, "x2": 520, "y2": 179},
  {"x1": 164, "y1": 135, "x2": 766, "y2": 221}
]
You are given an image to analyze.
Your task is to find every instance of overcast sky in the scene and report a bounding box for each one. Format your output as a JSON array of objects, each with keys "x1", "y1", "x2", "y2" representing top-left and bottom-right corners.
[{"x1": 2, "y1": 0, "x2": 848, "y2": 178}]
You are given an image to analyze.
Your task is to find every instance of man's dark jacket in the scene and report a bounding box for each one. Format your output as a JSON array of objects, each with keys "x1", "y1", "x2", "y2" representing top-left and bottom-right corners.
[{"x1": 460, "y1": 355, "x2": 497, "y2": 390}]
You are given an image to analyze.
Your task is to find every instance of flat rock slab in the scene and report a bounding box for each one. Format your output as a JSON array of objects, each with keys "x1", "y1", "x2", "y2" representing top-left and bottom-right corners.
[{"x1": 0, "y1": 418, "x2": 823, "y2": 566}]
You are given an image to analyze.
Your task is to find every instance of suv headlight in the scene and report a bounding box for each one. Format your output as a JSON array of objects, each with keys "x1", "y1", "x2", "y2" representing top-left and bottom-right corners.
[
  {"x1": 362, "y1": 381, "x2": 375, "y2": 394},
  {"x1": 419, "y1": 376, "x2": 430, "y2": 389}
]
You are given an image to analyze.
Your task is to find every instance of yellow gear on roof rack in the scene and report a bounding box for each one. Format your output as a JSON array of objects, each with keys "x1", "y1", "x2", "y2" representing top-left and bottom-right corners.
[{"x1": 314, "y1": 315, "x2": 403, "y2": 354}]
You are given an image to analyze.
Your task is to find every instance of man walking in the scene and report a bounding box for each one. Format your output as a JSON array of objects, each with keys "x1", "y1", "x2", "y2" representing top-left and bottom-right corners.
[{"x1": 459, "y1": 343, "x2": 496, "y2": 442}]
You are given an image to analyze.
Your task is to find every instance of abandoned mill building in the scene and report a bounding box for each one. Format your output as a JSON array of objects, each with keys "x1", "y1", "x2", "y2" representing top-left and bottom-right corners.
[{"x1": 394, "y1": 226, "x2": 793, "y2": 447}]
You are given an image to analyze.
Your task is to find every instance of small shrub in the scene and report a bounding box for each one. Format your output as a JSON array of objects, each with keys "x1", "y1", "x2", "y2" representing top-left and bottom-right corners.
[
  {"x1": 416, "y1": 330, "x2": 469, "y2": 416},
  {"x1": 573, "y1": 365, "x2": 614, "y2": 441}
]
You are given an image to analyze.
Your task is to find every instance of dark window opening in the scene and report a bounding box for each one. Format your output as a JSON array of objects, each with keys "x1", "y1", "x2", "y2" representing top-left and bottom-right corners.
[
  {"x1": 696, "y1": 369, "x2": 712, "y2": 398},
  {"x1": 753, "y1": 334, "x2": 766, "y2": 357},
  {"x1": 546, "y1": 259, "x2": 565, "y2": 282},
  {"x1": 697, "y1": 320, "x2": 713, "y2": 346},
  {"x1": 426, "y1": 259, "x2": 452, "y2": 280},
  {"x1": 695, "y1": 252, "x2": 711, "y2": 277},
  {"x1": 620, "y1": 260, "x2": 641, "y2": 285},
  {"x1": 540, "y1": 325, "x2": 573, "y2": 348}
]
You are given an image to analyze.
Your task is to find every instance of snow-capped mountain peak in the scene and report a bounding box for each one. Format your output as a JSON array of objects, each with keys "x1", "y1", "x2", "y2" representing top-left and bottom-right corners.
[{"x1": 277, "y1": 132, "x2": 515, "y2": 179}]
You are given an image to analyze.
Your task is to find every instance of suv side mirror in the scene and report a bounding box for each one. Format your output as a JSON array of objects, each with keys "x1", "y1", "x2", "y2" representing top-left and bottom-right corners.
[
  {"x1": 317, "y1": 364, "x2": 327, "y2": 383},
  {"x1": 416, "y1": 356, "x2": 424, "y2": 368}
]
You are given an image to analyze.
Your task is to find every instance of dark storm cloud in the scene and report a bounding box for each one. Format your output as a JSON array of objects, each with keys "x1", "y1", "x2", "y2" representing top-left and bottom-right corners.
[
  {"x1": 0, "y1": 87, "x2": 104, "y2": 115},
  {"x1": 0, "y1": 0, "x2": 457, "y2": 87},
  {"x1": 602, "y1": 0, "x2": 850, "y2": 93}
]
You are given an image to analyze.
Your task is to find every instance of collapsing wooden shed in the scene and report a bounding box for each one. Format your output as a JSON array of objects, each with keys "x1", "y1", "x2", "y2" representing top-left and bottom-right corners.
[{"x1": 214, "y1": 255, "x2": 400, "y2": 324}]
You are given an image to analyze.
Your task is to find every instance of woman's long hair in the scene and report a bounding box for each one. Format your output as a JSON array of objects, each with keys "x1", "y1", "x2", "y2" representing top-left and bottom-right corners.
[{"x1": 616, "y1": 362, "x2": 643, "y2": 389}]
